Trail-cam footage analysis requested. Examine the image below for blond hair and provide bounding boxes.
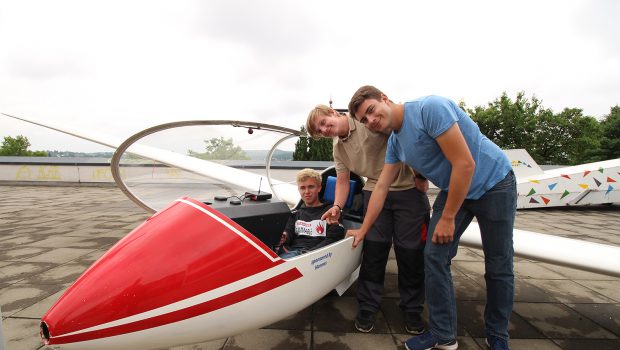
[305,104,333,139]
[296,168,322,186]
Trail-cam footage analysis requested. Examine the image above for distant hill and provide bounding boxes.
[44,149,293,161]
[244,149,293,161]
[47,151,115,158]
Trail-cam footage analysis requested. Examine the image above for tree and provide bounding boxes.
[293,127,310,161]
[529,108,602,165]
[465,92,604,165]
[595,105,620,161]
[292,126,333,161]
[0,135,48,156]
[188,137,249,160]
[466,92,541,153]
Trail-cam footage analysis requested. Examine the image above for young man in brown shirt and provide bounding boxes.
[307,105,430,334]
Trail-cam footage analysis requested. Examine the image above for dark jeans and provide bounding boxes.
[425,171,517,341]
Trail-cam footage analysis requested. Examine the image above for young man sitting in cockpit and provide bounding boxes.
[276,168,345,259]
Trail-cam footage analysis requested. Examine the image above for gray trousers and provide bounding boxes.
[357,187,430,314]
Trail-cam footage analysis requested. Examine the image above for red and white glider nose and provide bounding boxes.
[41,198,285,347]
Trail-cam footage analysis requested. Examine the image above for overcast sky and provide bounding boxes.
[1,0,619,152]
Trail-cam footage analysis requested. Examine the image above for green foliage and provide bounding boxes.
[527,108,602,165]
[0,135,48,156]
[188,137,250,160]
[600,106,620,159]
[466,92,606,165]
[293,126,333,161]
[466,92,541,151]
[293,127,310,161]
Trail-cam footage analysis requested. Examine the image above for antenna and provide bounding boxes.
[244,177,272,201]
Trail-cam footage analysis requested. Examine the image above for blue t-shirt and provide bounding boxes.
[385,95,511,200]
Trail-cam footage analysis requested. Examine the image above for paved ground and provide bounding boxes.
[1,184,619,350]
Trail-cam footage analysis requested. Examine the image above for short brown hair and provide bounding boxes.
[296,168,322,186]
[348,85,384,119]
[305,104,332,139]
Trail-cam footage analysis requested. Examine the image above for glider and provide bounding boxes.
[1,112,618,349]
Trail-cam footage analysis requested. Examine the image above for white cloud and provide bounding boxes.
[0,0,618,152]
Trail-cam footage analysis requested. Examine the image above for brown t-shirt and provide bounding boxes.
[333,117,416,191]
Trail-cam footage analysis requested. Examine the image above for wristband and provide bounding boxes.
[334,204,343,212]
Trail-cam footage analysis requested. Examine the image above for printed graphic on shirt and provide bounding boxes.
[295,219,327,237]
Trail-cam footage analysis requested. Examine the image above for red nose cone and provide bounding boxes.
[42,198,282,345]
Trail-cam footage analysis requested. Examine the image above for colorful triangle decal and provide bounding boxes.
[598,167,604,173]
[607,185,614,196]
[583,170,591,177]
[527,188,536,196]
[529,179,540,184]
[529,197,539,204]
[593,178,602,187]
[578,184,589,189]
[561,190,570,199]
[608,177,616,183]
[541,196,550,205]
[548,183,557,190]
[561,174,571,179]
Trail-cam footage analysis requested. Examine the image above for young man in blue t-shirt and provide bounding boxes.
[346,86,516,350]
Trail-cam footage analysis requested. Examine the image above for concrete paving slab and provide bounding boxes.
[0,262,56,284]
[2,317,44,350]
[0,247,50,262]
[573,280,620,303]
[552,339,620,350]
[315,331,400,349]
[474,338,562,350]
[457,300,545,338]
[386,258,398,274]
[264,306,312,331]
[21,248,95,265]
[1,184,619,350]
[566,303,620,336]
[541,263,618,281]
[527,279,615,304]
[452,261,486,285]
[453,275,486,301]
[513,302,617,339]
[514,262,568,280]
[224,329,310,349]
[313,296,392,334]
[514,279,560,303]
[167,338,227,350]
[12,285,70,319]
[0,235,48,250]
[25,235,113,249]
[383,274,401,299]
[0,283,65,317]
[380,298,429,335]
[454,248,485,261]
[19,263,88,285]
[71,249,108,265]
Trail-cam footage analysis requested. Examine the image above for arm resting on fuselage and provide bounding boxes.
[346,162,401,248]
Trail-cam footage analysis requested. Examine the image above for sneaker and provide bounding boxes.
[403,330,458,350]
[405,312,425,335]
[485,335,509,350]
[354,310,375,333]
